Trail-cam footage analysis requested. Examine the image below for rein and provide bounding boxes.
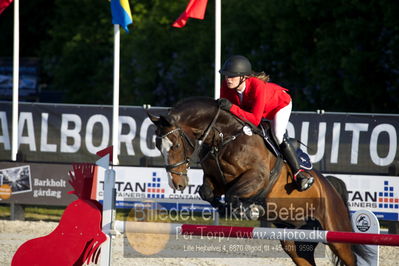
[197,107,248,184]
[197,107,222,148]
[159,105,244,183]
[158,106,223,177]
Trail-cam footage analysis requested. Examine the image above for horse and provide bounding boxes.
[148,96,370,266]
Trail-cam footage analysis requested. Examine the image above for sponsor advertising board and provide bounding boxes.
[0,162,75,206]
[93,166,399,222]
[333,174,399,221]
[94,166,208,211]
[0,161,398,221]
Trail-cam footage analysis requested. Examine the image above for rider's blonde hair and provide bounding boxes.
[250,71,270,82]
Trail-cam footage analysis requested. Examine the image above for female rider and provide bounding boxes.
[217,55,313,191]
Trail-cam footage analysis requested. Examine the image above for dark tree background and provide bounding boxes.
[0,0,398,113]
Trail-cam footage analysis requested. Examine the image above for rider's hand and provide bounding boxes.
[217,98,232,111]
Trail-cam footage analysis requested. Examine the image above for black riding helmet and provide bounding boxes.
[219,55,252,77]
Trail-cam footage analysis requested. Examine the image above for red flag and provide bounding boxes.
[0,0,13,15]
[172,0,208,28]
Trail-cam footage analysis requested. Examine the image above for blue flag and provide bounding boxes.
[111,0,132,32]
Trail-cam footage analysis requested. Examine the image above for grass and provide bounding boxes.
[0,204,260,227]
[0,205,11,219]
[0,204,65,222]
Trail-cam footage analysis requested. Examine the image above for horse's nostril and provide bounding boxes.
[177,184,185,191]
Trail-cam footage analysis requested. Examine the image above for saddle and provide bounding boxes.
[258,120,313,170]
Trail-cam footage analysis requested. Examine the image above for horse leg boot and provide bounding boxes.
[279,138,314,191]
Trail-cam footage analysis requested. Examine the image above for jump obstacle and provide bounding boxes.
[10,147,399,266]
[114,221,399,246]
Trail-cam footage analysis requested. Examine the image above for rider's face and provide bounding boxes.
[225,76,245,92]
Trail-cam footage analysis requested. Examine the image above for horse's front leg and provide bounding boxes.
[224,168,268,220]
[225,168,267,201]
[198,175,223,209]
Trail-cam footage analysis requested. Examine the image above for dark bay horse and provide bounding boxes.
[148,97,369,266]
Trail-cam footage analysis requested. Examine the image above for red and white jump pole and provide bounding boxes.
[114,221,399,246]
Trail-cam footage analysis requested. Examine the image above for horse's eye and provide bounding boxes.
[172,143,181,150]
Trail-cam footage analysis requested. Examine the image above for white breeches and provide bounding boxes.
[271,100,292,144]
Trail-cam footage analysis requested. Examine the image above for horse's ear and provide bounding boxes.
[147,112,173,127]
[159,115,173,127]
[147,112,160,123]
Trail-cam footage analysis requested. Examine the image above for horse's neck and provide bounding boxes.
[197,115,252,157]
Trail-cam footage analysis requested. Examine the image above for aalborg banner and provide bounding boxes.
[0,102,398,175]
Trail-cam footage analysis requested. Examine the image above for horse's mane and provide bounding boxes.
[170,97,218,117]
[170,96,251,130]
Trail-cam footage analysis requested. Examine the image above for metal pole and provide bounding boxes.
[214,0,221,99]
[112,24,120,166]
[100,167,116,266]
[11,0,19,161]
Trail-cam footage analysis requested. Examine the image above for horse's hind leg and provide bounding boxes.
[327,242,356,266]
[322,216,358,265]
[321,207,357,265]
[280,240,317,266]
[319,218,357,265]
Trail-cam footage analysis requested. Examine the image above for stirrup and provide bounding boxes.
[294,169,314,191]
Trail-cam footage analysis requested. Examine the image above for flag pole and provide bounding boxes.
[11,0,19,161]
[214,0,221,99]
[101,23,120,266]
[112,24,120,166]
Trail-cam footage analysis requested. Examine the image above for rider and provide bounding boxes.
[217,55,314,191]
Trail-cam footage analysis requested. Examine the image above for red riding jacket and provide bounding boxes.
[220,77,291,126]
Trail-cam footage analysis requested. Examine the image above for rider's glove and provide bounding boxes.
[217,98,232,111]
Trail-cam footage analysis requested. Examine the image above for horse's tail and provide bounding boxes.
[324,175,374,266]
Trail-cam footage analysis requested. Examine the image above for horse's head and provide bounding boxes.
[148,112,196,191]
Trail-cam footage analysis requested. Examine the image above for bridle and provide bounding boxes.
[156,107,222,177]
[156,128,195,177]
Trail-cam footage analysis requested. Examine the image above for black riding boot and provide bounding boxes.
[279,139,314,191]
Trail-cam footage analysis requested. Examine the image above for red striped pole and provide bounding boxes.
[326,231,399,246]
[115,221,399,246]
